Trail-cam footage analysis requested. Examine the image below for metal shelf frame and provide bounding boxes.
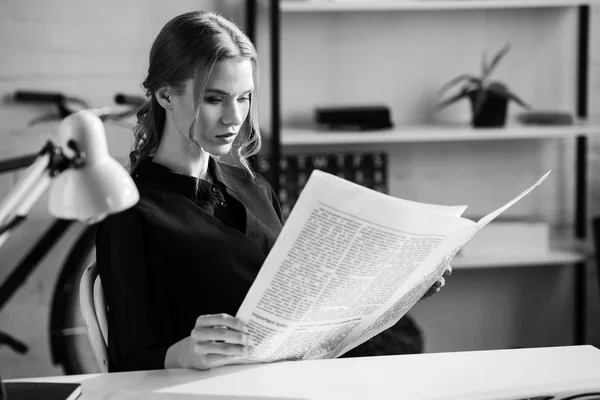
[253,0,592,346]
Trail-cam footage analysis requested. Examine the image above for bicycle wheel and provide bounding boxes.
[48,225,99,374]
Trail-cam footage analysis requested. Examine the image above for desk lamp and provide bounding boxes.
[0,110,139,397]
[0,110,139,246]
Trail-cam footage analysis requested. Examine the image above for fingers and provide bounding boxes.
[195,313,248,333]
[201,354,244,369]
[188,353,244,371]
[420,264,453,303]
[420,273,448,302]
[194,341,250,357]
[189,313,255,369]
[443,265,453,277]
[423,286,438,299]
[191,325,251,345]
[436,277,445,289]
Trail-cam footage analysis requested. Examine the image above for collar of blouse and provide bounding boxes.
[133,157,237,203]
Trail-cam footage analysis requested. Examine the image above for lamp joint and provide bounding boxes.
[40,140,87,177]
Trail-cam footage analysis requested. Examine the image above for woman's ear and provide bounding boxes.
[155,86,173,110]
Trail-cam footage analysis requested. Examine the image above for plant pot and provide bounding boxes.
[468,90,508,128]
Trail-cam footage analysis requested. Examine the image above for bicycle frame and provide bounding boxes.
[0,91,143,370]
[0,150,100,374]
[0,145,78,355]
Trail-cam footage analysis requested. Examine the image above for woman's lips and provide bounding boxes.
[216,132,237,142]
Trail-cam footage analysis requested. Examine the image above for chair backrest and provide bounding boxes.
[79,260,108,372]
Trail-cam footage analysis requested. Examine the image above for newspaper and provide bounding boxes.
[236,170,551,363]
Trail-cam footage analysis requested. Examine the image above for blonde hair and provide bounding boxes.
[129,11,261,177]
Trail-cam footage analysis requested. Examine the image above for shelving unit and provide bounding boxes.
[279,0,592,12]
[256,0,596,346]
[281,122,600,147]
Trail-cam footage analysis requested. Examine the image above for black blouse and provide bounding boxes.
[95,158,284,372]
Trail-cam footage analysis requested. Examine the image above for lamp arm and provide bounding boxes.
[0,140,78,249]
[0,153,50,225]
[0,154,50,249]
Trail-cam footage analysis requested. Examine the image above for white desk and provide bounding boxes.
[8,345,600,400]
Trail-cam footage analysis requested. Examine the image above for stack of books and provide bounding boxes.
[255,152,387,218]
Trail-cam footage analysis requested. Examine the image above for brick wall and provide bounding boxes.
[0,0,217,378]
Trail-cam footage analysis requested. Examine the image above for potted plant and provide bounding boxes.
[437,43,531,128]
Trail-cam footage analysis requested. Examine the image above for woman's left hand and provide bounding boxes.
[420,265,452,301]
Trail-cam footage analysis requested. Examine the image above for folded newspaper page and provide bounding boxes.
[236,170,551,363]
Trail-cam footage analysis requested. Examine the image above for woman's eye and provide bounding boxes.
[238,96,250,103]
[204,96,222,104]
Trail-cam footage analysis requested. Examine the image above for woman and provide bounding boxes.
[96,10,449,372]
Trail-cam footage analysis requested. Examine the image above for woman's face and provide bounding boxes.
[171,58,254,156]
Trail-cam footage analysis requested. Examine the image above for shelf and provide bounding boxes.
[452,249,586,269]
[278,0,596,12]
[280,123,600,147]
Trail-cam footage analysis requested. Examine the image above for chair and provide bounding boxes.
[79,260,109,372]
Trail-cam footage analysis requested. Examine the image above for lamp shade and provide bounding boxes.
[48,110,139,223]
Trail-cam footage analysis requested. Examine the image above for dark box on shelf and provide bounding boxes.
[516,111,574,126]
[255,152,387,219]
[315,105,393,130]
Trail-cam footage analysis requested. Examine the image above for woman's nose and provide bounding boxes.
[222,103,244,126]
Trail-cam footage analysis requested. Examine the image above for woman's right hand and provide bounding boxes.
[166,313,255,370]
